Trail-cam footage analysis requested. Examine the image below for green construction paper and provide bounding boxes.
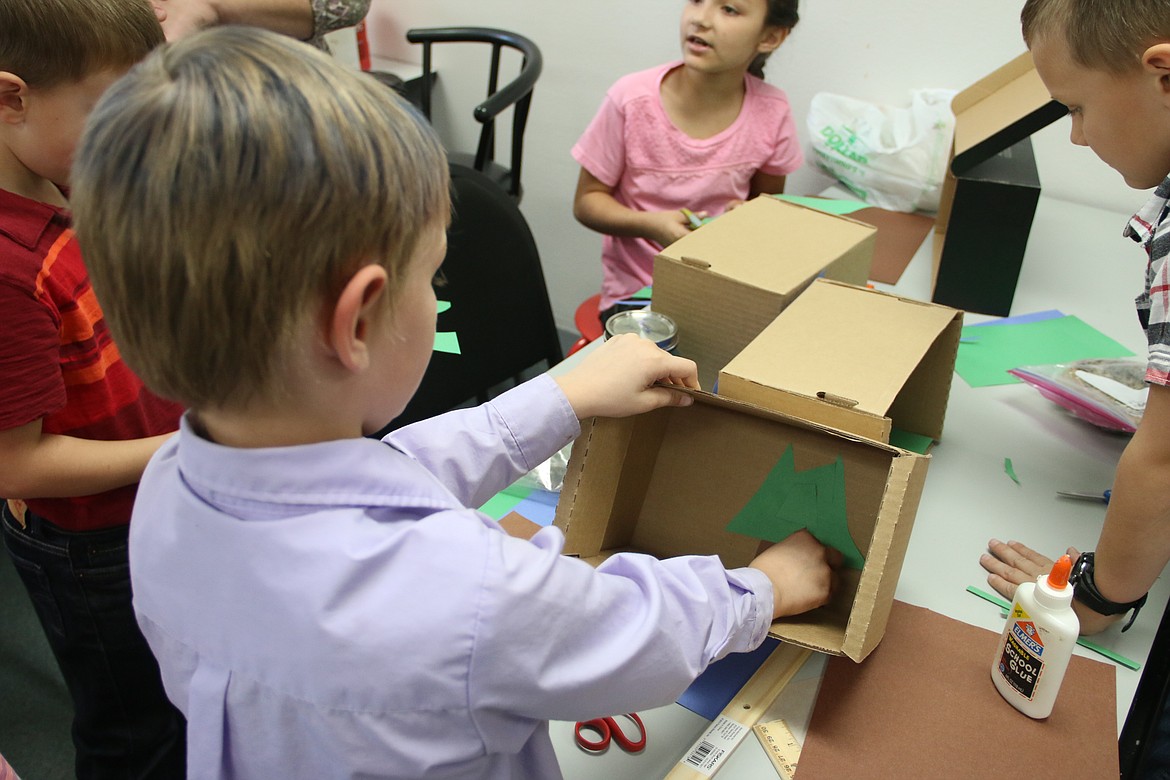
[954,315,1134,387]
[771,193,870,216]
[631,286,653,300]
[433,300,460,354]
[1004,457,1020,485]
[479,484,533,520]
[888,428,933,454]
[433,331,461,354]
[726,446,864,569]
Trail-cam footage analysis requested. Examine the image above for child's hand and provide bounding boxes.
[750,530,843,619]
[644,210,702,248]
[151,0,219,40]
[553,334,699,420]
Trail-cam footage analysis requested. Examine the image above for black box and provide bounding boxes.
[931,52,1067,316]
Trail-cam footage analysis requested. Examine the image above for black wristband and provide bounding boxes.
[1068,551,1148,632]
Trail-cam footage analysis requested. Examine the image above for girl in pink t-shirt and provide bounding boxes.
[572,0,804,323]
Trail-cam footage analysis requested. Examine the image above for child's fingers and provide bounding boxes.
[643,385,695,410]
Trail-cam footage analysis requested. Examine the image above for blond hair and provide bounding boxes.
[0,0,162,87]
[71,26,450,410]
[1022,0,1170,73]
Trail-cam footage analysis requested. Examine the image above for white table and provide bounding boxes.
[552,194,1165,778]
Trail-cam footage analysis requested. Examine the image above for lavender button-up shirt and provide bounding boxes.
[130,374,772,779]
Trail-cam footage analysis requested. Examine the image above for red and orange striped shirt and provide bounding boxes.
[0,187,183,530]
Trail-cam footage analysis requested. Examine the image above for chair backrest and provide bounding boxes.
[375,162,563,434]
[406,27,542,201]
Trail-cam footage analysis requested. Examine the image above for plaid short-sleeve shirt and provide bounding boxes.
[1126,177,1170,386]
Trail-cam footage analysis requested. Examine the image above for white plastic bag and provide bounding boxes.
[807,88,957,213]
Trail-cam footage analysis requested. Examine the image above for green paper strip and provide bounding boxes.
[434,331,461,355]
[965,586,1141,670]
[889,428,933,455]
[1004,458,1020,485]
[771,193,870,216]
[433,300,460,354]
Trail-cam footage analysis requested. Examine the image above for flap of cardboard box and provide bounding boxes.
[719,280,963,442]
[950,51,1066,176]
[657,195,876,291]
[554,389,930,661]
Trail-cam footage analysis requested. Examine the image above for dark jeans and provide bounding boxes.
[1,503,185,779]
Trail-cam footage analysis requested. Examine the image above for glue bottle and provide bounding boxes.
[991,554,1079,719]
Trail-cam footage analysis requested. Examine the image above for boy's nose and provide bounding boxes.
[1069,121,1087,147]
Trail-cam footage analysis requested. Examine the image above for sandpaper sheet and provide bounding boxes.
[851,207,935,286]
[798,600,1118,778]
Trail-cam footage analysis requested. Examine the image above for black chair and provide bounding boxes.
[374,162,563,435]
[406,27,541,201]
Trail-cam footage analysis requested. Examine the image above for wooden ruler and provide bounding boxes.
[753,718,801,779]
[665,642,811,779]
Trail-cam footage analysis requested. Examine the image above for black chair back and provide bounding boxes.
[407,27,541,201]
[375,162,563,435]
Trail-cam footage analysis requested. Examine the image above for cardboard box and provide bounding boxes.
[931,51,1067,316]
[718,279,963,444]
[554,390,929,662]
[653,196,876,389]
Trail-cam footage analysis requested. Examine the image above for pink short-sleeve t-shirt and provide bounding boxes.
[572,61,803,309]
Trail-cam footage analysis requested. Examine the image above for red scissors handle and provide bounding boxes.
[574,713,646,753]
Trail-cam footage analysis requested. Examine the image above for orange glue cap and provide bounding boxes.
[1047,554,1073,589]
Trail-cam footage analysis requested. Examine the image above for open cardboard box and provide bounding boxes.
[932,51,1067,315]
[653,196,876,389]
[554,390,929,662]
[718,279,963,444]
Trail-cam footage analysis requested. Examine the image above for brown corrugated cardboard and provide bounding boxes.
[653,196,876,389]
[932,51,1067,315]
[718,279,963,443]
[554,390,929,662]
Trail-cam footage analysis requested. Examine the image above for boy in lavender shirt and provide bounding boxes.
[70,27,841,780]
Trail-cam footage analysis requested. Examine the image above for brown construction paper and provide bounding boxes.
[798,600,1118,779]
[498,511,542,541]
[852,207,935,286]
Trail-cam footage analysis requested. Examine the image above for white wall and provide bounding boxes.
[364,0,1142,333]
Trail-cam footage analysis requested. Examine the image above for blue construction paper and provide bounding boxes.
[677,637,781,720]
[511,493,559,527]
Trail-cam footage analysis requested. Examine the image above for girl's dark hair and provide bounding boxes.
[749,0,799,79]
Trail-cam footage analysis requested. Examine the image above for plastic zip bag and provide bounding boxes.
[1008,358,1147,433]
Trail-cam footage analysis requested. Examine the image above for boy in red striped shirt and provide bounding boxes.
[0,1,186,776]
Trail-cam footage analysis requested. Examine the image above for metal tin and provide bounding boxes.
[604,310,679,353]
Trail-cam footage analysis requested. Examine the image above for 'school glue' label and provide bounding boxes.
[997,607,1045,700]
[990,555,1079,719]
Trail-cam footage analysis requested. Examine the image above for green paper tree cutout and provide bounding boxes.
[726,445,864,570]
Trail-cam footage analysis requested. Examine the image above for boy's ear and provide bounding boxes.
[758,26,790,54]
[0,72,29,124]
[1142,43,1170,100]
[328,264,389,373]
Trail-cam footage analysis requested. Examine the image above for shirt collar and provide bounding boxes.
[174,413,463,520]
[0,187,70,250]
[1125,176,1170,245]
